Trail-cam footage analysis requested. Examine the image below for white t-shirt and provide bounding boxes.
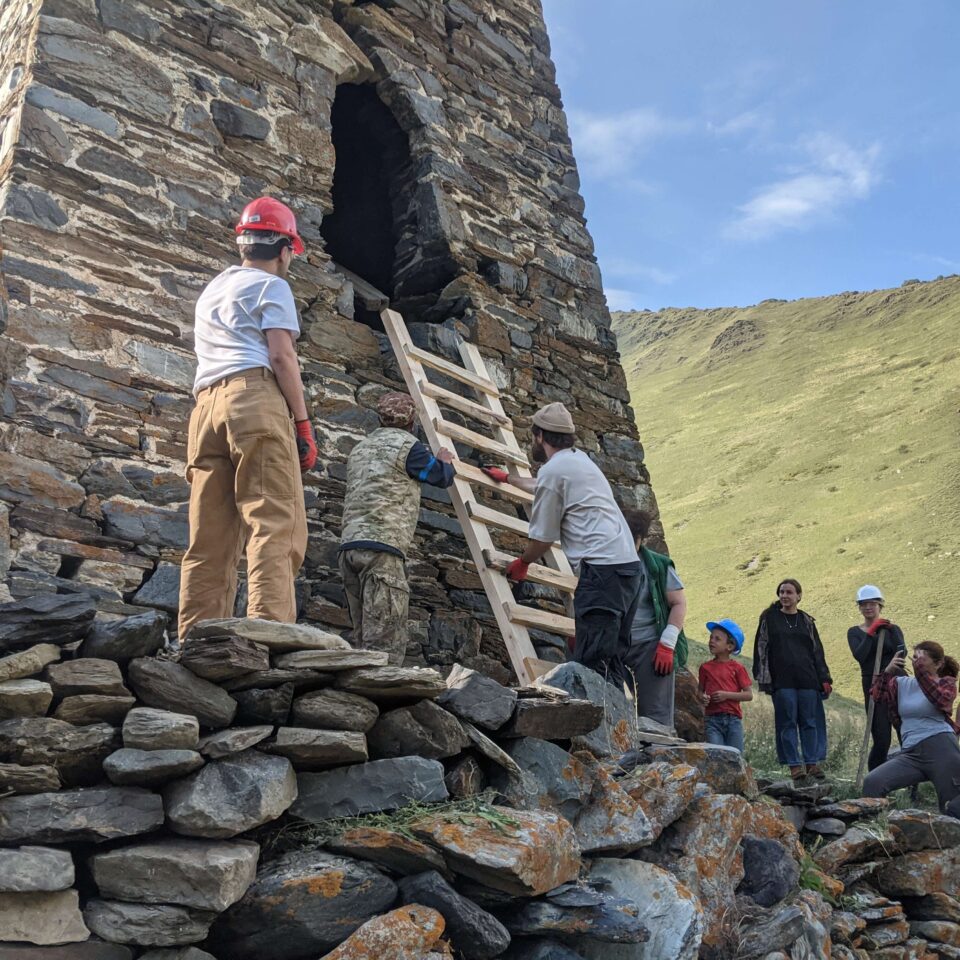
[527,448,638,573]
[193,265,300,393]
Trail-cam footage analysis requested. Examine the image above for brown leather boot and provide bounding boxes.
[789,765,807,782]
[807,763,826,780]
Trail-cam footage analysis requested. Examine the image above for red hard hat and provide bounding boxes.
[235,197,305,255]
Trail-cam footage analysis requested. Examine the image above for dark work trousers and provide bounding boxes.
[571,559,641,690]
[861,674,899,771]
[863,732,960,817]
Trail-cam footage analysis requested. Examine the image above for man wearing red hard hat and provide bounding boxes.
[177,197,317,639]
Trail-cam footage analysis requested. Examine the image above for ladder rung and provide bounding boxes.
[434,419,529,467]
[454,462,534,504]
[466,501,530,537]
[406,345,500,396]
[421,381,511,427]
[505,602,576,637]
[483,549,577,593]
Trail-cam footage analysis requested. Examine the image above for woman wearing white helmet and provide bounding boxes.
[847,585,907,770]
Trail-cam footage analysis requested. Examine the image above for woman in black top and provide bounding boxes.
[753,578,833,781]
[847,584,906,770]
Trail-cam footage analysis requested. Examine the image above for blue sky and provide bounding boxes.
[540,1,960,310]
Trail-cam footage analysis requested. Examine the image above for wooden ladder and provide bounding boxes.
[381,308,577,686]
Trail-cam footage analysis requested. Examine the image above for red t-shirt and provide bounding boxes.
[699,659,752,718]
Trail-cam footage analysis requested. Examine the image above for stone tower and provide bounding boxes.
[0,0,659,672]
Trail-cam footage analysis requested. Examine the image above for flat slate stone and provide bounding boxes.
[179,635,270,682]
[164,750,297,839]
[436,664,517,730]
[0,644,61,683]
[0,943,133,959]
[53,694,136,725]
[233,684,293,725]
[0,846,75,892]
[889,809,960,852]
[326,827,449,877]
[272,649,388,671]
[261,727,368,769]
[80,610,167,663]
[198,726,273,758]
[367,699,470,760]
[0,786,165,844]
[804,817,847,837]
[0,593,96,651]
[336,665,447,702]
[503,895,649,945]
[222,668,334,692]
[84,900,216,947]
[0,678,54,719]
[319,904,445,960]
[0,889,90,946]
[500,698,604,739]
[0,717,118,786]
[207,849,397,960]
[185,617,349,652]
[90,838,260,911]
[103,748,204,786]
[291,688,379,731]
[123,707,199,750]
[0,761,61,794]
[292,756,448,820]
[45,658,129,697]
[128,658,236,728]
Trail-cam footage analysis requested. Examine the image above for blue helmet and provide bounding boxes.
[706,619,745,655]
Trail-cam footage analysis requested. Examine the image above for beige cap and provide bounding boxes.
[532,401,575,434]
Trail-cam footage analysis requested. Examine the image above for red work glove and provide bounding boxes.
[295,420,318,471]
[506,558,529,581]
[866,618,891,637]
[652,642,674,675]
[822,682,833,697]
[482,466,510,483]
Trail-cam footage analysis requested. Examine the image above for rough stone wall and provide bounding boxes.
[0,0,659,668]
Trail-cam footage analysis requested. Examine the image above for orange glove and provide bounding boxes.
[482,466,510,483]
[506,558,529,581]
[653,642,674,675]
[295,420,318,471]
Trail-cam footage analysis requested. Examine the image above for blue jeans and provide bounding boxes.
[704,714,745,753]
[773,688,827,766]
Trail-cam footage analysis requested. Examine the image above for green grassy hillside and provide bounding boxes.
[614,275,960,698]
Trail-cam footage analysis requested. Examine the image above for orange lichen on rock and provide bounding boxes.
[282,870,345,898]
[318,904,445,959]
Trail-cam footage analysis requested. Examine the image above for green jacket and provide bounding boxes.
[640,546,688,668]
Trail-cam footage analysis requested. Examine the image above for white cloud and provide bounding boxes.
[603,257,677,285]
[604,287,644,311]
[727,134,881,241]
[568,107,689,180]
[707,110,768,137]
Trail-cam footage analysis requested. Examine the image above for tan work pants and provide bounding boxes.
[178,368,307,638]
[338,548,410,665]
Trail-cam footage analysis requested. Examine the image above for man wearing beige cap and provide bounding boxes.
[484,402,641,685]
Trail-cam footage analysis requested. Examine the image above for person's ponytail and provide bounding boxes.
[914,640,959,678]
[942,655,960,679]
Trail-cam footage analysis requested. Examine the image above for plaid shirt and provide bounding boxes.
[871,669,960,735]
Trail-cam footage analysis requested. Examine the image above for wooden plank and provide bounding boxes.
[466,501,531,538]
[332,263,389,310]
[523,657,559,682]
[434,418,529,467]
[406,344,500,396]
[483,548,577,593]
[421,381,510,426]
[453,461,534,504]
[505,602,576,637]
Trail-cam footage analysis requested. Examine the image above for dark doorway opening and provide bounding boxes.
[321,84,412,329]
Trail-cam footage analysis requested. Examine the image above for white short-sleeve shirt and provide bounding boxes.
[192,265,300,394]
[526,448,638,573]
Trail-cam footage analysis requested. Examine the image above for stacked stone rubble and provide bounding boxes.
[0,0,659,673]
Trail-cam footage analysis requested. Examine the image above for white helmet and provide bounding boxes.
[857,584,884,604]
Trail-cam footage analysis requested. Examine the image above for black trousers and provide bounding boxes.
[572,559,641,689]
[861,674,899,771]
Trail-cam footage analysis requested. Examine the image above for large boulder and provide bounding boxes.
[80,610,167,663]
[0,593,96,651]
[876,847,960,897]
[398,870,511,959]
[207,849,397,960]
[814,823,898,874]
[580,859,703,960]
[0,889,90,945]
[618,761,698,841]
[0,846,75,892]
[292,756,448,820]
[128,659,236,728]
[89,839,260,911]
[164,750,297,838]
[412,807,581,897]
[0,717,118,786]
[319,904,445,960]
[83,900,215,947]
[737,835,800,907]
[367,700,470,760]
[436,664,517,730]
[0,786,164,844]
[572,755,655,855]
[642,742,755,796]
[889,809,960,852]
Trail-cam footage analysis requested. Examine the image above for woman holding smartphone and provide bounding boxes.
[863,641,960,816]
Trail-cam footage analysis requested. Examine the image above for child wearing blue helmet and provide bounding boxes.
[698,619,753,753]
